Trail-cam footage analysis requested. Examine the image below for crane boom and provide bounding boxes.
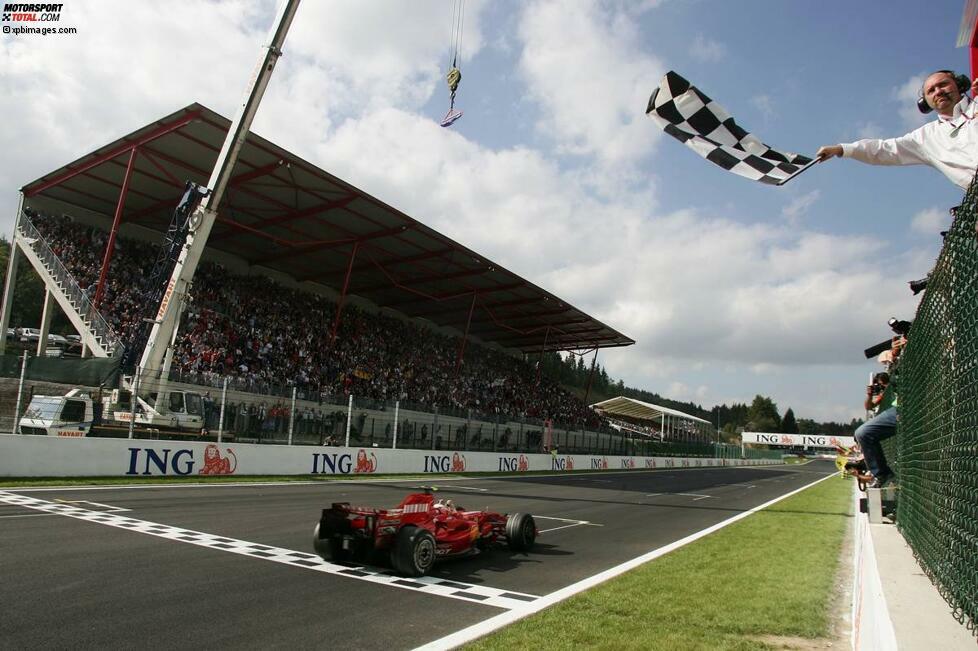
[137,0,301,377]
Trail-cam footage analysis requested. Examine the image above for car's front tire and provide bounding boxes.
[505,513,536,552]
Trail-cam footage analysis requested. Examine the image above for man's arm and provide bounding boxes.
[817,129,928,166]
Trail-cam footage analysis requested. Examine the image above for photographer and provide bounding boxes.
[854,366,898,489]
[817,70,978,191]
[864,372,890,413]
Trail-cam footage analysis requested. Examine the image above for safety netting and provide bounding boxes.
[890,174,978,637]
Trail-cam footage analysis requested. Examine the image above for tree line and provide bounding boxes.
[539,351,860,442]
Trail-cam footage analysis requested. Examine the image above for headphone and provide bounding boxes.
[917,70,971,114]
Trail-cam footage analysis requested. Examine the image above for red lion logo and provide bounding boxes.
[451,452,466,472]
[517,454,529,472]
[566,457,574,470]
[780,434,793,445]
[354,449,378,474]
[199,444,237,475]
[623,458,635,469]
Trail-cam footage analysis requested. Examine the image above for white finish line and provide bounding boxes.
[533,515,602,534]
[0,490,539,611]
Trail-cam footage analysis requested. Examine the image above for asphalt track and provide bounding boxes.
[0,461,836,650]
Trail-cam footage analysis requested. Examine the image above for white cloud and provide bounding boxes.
[515,0,665,167]
[0,1,931,424]
[910,207,949,234]
[690,34,727,63]
[321,108,917,379]
[750,94,775,122]
[856,121,883,139]
[781,189,820,225]
[893,73,929,130]
[0,0,490,205]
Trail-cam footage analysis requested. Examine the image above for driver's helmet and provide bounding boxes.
[434,498,454,511]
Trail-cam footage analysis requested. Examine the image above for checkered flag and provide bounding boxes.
[647,71,815,186]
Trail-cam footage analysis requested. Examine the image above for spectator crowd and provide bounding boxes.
[28,211,602,428]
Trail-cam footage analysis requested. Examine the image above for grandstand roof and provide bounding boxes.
[590,396,710,424]
[20,103,634,354]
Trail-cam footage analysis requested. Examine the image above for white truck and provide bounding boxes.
[18,387,205,437]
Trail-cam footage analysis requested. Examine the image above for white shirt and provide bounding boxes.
[842,97,978,190]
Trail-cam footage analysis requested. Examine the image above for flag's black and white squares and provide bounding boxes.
[647,71,812,185]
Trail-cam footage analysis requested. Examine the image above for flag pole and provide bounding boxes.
[776,158,821,186]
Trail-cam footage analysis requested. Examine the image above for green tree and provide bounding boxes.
[796,418,819,435]
[747,395,780,432]
[0,238,47,330]
[780,407,798,434]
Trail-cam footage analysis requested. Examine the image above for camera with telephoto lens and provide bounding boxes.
[870,372,889,396]
[909,276,929,295]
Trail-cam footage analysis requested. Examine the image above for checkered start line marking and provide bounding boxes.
[0,491,540,611]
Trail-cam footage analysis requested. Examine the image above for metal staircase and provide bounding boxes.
[14,213,124,358]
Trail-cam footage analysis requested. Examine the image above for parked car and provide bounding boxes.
[17,327,41,342]
[48,334,69,346]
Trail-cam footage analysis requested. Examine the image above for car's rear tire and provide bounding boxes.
[391,525,436,577]
[506,513,536,552]
[313,515,349,563]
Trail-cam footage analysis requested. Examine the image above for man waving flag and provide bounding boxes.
[647,71,815,186]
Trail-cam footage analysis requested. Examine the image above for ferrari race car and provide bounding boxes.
[313,487,537,577]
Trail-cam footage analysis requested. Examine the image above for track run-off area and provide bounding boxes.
[1,461,836,649]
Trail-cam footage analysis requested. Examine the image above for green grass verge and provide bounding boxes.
[468,476,851,651]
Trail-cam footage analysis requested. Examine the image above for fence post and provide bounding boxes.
[392,400,399,449]
[345,394,353,447]
[287,385,297,445]
[128,367,140,440]
[217,376,228,443]
[13,350,27,433]
[432,406,438,450]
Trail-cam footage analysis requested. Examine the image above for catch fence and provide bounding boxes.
[889,176,978,636]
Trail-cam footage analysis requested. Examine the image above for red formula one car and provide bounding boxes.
[313,487,537,577]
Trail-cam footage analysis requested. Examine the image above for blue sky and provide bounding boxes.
[0,0,972,423]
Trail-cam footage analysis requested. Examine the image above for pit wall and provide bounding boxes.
[0,434,779,478]
[850,485,898,651]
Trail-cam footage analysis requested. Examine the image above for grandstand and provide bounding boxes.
[0,103,678,453]
[590,395,714,444]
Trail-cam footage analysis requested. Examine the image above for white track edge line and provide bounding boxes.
[414,471,837,651]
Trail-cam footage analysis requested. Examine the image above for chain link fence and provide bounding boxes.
[889,177,978,637]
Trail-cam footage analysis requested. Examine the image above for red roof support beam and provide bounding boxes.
[255,223,408,267]
[355,266,488,294]
[210,174,355,243]
[583,347,599,406]
[328,240,360,350]
[454,292,478,381]
[138,148,185,188]
[383,281,526,309]
[93,147,138,309]
[229,159,285,187]
[536,326,550,386]
[23,110,200,198]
